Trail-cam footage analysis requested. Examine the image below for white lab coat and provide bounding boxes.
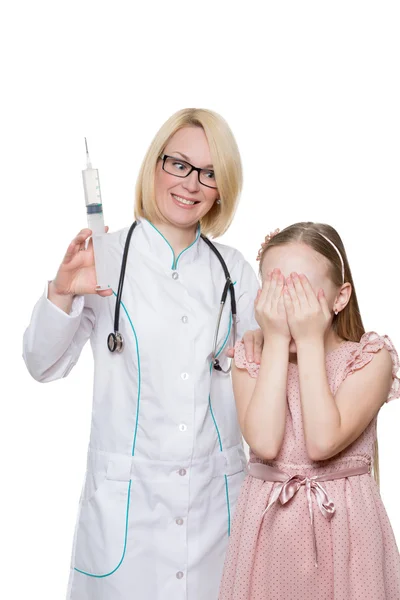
[23,219,259,600]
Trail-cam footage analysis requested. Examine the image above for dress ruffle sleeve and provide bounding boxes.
[233,341,260,378]
[343,332,400,402]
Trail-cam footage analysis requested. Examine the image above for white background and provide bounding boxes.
[1,1,400,597]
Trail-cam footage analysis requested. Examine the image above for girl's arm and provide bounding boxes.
[233,268,290,460]
[233,337,289,460]
[284,272,394,461]
[296,337,392,460]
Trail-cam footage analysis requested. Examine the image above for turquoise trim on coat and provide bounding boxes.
[74,481,132,578]
[208,313,233,536]
[74,293,141,578]
[175,226,201,269]
[119,297,142,457]
[146,220,201,269]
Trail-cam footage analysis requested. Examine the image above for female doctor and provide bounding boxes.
[23,108,260,600]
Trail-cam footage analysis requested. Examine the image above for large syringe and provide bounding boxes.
[82,139,108,290]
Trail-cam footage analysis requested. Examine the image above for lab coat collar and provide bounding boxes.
[131,218,202,270]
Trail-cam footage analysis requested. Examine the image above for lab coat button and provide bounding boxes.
[172,271,179,280]
[179,423,187,432]
[181,315,188,324]
[178,468,187,476]
[176,517,184,526]
[181,372,189,380]
[176,571,184,579]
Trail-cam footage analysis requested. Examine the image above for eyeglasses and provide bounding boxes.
[160,154,217,189]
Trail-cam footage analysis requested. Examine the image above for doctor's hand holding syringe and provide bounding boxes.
[48,140,113,314]
[48,228,113,314]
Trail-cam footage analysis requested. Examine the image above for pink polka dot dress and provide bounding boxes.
[219,332,400,600]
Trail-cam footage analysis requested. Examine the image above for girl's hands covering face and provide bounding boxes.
[283,272,332,343]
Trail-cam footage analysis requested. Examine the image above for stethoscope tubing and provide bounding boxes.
[108,221,236,372]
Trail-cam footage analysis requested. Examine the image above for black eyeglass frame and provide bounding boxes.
[160,154,218,189]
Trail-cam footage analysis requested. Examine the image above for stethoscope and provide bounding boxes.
[107,221,237,373]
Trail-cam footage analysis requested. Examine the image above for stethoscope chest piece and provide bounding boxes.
[107,332,124,353]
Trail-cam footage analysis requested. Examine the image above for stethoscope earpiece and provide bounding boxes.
[107,332,124,353]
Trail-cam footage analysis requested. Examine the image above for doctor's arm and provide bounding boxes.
[23,289,95,383]
[23,229,109,383]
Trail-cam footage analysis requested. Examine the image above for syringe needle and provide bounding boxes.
[84,137,92,168]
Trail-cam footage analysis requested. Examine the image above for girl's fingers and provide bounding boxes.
[271,271,284,308]
[291,272,307,307]
[266,268,279,306]
[254,289,262,308]
[299,274,318,307]
[285,275,299,308]
[318,288,332,319]
[258,271,272,307]
[283,285,294,315]
[277,292,286,316]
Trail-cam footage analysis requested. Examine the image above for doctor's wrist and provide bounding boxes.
[48,281,75,314]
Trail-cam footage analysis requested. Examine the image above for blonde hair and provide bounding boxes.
[259,222,380,484]
[134,108,242,238]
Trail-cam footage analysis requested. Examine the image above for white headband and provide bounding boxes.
[257,228,346,284]
[317,233,345,284]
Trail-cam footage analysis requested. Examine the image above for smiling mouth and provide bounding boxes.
[172,194,200,206]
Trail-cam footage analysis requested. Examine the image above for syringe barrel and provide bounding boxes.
[91,233,108,291]
[82,166,108,290]
[82,166,102,206]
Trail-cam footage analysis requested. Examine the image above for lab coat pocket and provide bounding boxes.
[80,469,107,506]
[73,473,131,577]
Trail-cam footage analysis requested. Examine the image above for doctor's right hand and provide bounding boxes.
[48,229,112,313]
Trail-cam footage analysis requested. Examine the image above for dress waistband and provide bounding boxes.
[248,461,371,567]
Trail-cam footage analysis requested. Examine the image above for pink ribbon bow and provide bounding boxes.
[249,461,370,567]
[262,474,336,566]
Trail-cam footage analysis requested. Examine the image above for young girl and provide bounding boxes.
[219,222,400,599]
